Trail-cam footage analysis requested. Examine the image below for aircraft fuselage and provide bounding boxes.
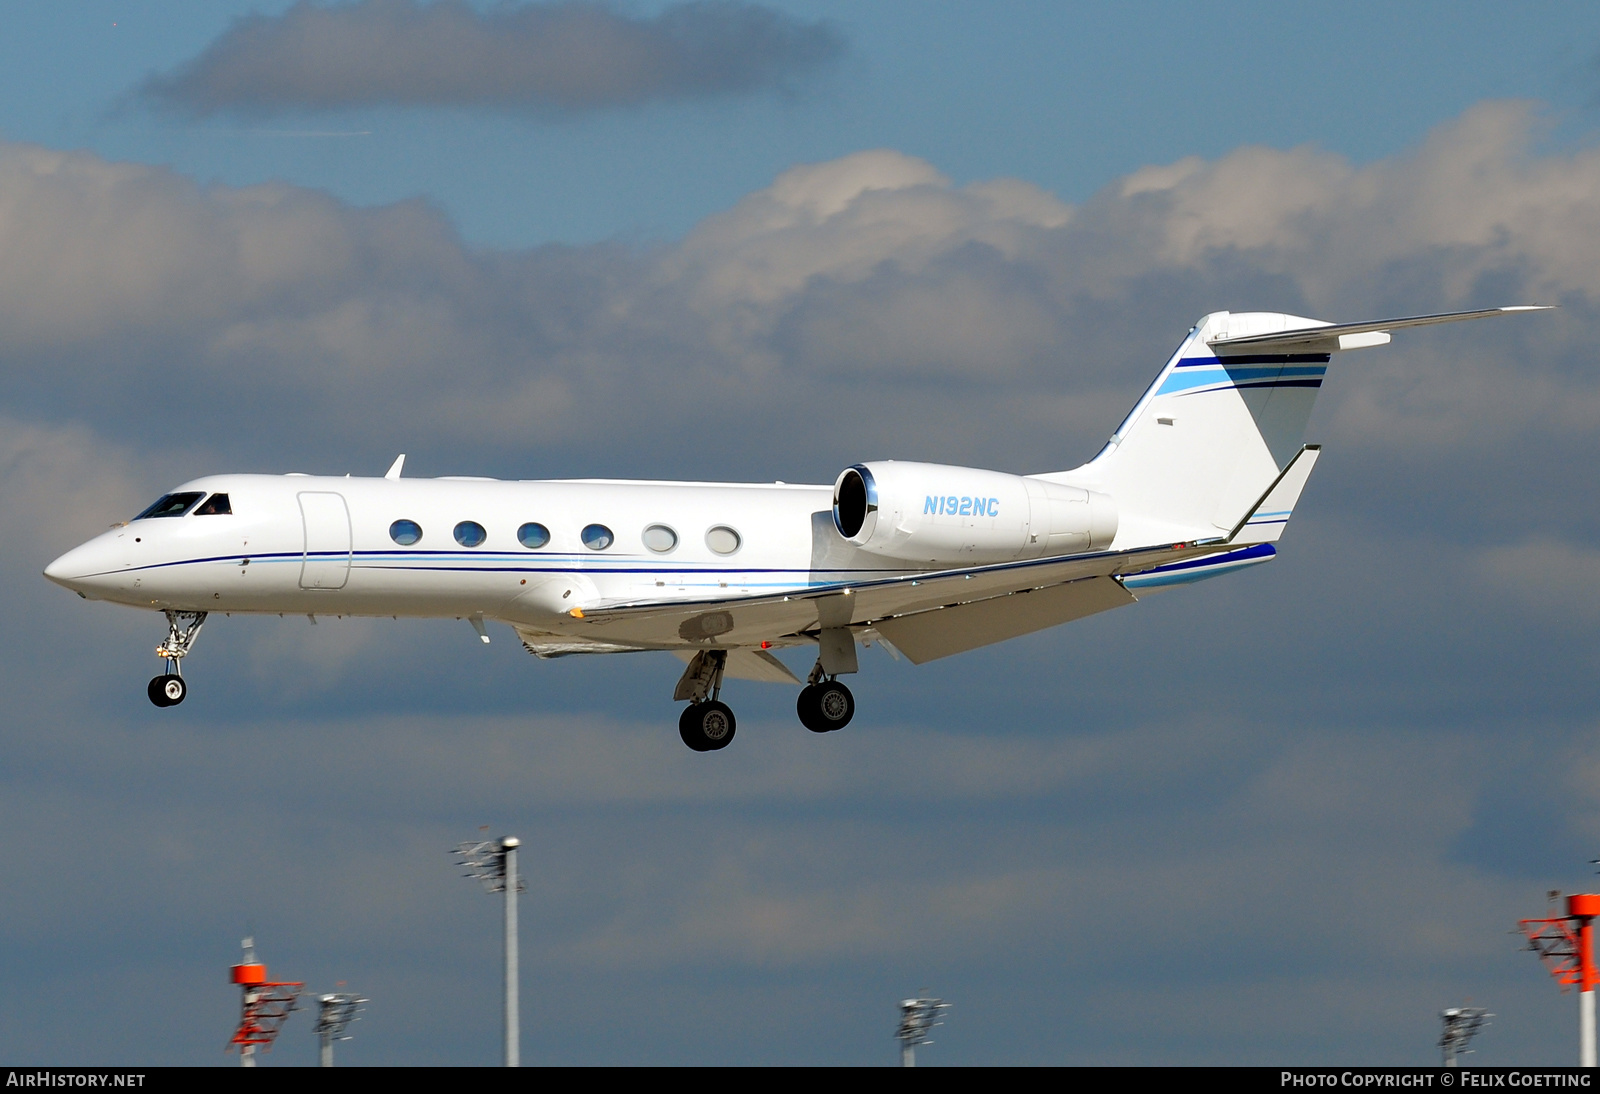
[45,473,879,640]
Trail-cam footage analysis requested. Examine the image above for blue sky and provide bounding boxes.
[5,0,1600,1067]
[6,2,1600,245]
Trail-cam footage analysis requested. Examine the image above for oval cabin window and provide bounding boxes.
[517,522,550,549]
[390,519,423,546]
[642,524,678,553]
[454,521,487,548]
[581,524,614,551]
[705,525,741,555]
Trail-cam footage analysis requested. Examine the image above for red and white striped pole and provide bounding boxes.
[1572,895,1600,1067]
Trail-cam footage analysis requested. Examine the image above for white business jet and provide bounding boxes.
[44,306,1547,750]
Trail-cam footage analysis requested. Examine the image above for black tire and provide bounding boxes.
[679,703,711,751]
[679,700,736,751]
[811,680,854,731]
[148,674,185,707]
[796,684,828,733]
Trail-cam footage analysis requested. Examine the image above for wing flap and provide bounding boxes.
[873,575,1135,663]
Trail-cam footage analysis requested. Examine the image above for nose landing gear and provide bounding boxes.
[147,610,206,708]
[148,674,186,707]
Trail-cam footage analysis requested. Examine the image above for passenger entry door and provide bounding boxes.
[298,492,351,590]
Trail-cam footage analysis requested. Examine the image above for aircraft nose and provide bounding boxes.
[44,538,117,594]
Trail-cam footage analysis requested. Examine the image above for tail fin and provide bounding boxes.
[1040,306,1549,548]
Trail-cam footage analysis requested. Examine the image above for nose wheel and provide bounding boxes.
[798,680,854,732]
[147,610,206,708]
[148,674,186,707]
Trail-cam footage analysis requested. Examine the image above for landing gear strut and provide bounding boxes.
[797,660,854,733]
[148,610,206,708]
[674,649,736,751]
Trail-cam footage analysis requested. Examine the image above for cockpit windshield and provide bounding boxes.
[194,493,231,515]
[133,492,205,520]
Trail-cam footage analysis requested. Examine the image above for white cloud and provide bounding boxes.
[137,0,846,117]
[1,101,1594,485]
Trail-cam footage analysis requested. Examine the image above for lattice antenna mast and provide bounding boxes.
[1439,1006,1492,1066]
[896,995,951,1067]
[455,832,526,1067]
[1520,891,1600,1067]
[228,937,303,1067]
[314,988,367,1067]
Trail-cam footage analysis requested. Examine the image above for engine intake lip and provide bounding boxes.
[833,465,877,540]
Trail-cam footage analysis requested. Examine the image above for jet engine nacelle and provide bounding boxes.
[832,461,1117,564]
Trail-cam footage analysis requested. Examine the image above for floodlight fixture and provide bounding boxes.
[454,831,526,1066]
[896,994,951,1067]
[1439,1006,1492,1066]
[314,989,367,1067]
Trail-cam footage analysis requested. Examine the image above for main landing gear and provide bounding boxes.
[148,610,206,708]
[670,646,858,751]
[675,649,737,751]
[797,679,854,733]
[680,700,736,752]
[797,657,854,733]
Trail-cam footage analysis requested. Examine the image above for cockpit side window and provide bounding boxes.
[133,492,205,520]
[194,493,232,516]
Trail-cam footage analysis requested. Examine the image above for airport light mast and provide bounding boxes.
[1439,1006,1491,1066]
[1519,892,1600,1066]
[228,937,302,1067]
[455,832,525,1067]
[896,995,951,1067]
[314,988,367,1067]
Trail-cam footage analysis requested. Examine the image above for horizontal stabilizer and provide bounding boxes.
[1227,444,1320,545]
[1208,306,1551,354]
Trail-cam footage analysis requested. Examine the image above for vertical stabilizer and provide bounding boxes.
[1036,305,1547,550]
[1044,311,1331,546]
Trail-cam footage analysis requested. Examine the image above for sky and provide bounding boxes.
[5,0,1600,1067]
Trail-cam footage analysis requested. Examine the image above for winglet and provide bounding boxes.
[1228,444,1321,544]
[385,454,405,480]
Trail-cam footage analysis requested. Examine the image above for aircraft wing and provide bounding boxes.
[869,574,1134,663]
[542,538,1225,655]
